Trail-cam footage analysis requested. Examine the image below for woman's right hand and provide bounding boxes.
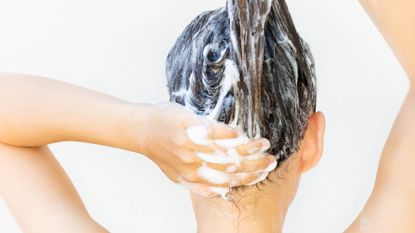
[135,103,277,192]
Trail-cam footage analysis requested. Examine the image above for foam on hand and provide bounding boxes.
[214,135,250,148]
[187,125,257,166]
[183,125,277,199]
[186,125,211,146]
[197,164,230,185]
[207,187,230,199]
[196,152,240,164]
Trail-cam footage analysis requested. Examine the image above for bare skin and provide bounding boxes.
[192,112,326,233]
[346,0,415,232]
[1,0,414,231]
[0,74,275,232]
[192,0,415,232]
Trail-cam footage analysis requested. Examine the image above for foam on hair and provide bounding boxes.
[166,0,317,169]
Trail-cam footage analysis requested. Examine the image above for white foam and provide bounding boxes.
[207,187,230,199]
[187,125,249,166]
[214,135,249,148]
[246,172,269,186]
[226,165,238,173]
[245,153,265,161]
[206,59,240,120]
[235,172,249,180]
[178,177,217,198]
[197,165,230,185]
[187,125,211,146]
[186,125,276,198]
[195,152,239,164]
[264,160,278,172]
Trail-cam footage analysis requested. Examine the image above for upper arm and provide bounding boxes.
[346,3,415,232]
[0,143,108,233]
[346,90,415,233]
[360,0,415,81]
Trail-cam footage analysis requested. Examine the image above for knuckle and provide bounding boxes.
[182,170,198,182]
[175,135,188,147]
[179,153,198,164]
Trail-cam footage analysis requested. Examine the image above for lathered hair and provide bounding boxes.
[166,0,317,168]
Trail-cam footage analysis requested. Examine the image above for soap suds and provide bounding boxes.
[195,152,241,164]
[197,164,230,185]
[186,125,211,146]
[246,172,269,186]
[167,0,318,199]
[208,187,231,199]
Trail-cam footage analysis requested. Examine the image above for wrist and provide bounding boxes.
[122,102,155,155]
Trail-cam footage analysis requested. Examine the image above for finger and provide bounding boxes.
[185,122,242,151]
[184,126,215,153]
[194,150,242,165]
[176,150,204,165]
[186,142,215,154]
[153,148,202,180]
[237,171,270,186]
[205,162,236,173]
[223,172,269,187]
[177,175,220,198]
[181,164,233,187]
[194,152,276,173]
[207,122,241,140]
[155,146,199,168]
[180,163,267,188]
[180,167,266,188]
[179,179,230,199]
[156,161,182,183]
[235,138,271,156]
[186,183,223,198]
[236,155,277,173]
[198,153,277,174]
[182,169,270,191]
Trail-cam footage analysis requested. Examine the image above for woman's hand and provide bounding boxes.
[135,103,277,192]
[0,74,275,197]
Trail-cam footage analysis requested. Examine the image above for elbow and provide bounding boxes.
[0,134,47,148]
[409,82,415,95]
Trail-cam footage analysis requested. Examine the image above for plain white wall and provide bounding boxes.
[0,0,408,232]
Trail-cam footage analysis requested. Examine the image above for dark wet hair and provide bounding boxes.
[166,0,316,168]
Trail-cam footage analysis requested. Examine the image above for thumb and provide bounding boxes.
[208,122,240,140]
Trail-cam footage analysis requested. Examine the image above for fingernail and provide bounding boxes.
[261,140,271,152]
[265,158,278,172]
[247,139,270,154]
[246,172,269,186]
[208,187,230,199]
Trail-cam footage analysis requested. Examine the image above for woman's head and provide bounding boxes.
[166,0,325,200]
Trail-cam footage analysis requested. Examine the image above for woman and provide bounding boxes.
[1,1,414,233]
[0,75,275,233]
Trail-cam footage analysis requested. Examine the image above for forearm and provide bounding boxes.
[0,74,148,153]
[0,143,108,233]
[360,0,415,80]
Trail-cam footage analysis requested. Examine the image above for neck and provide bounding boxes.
[191,179,293,233]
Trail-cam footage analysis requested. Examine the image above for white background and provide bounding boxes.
[0,0,408,232]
